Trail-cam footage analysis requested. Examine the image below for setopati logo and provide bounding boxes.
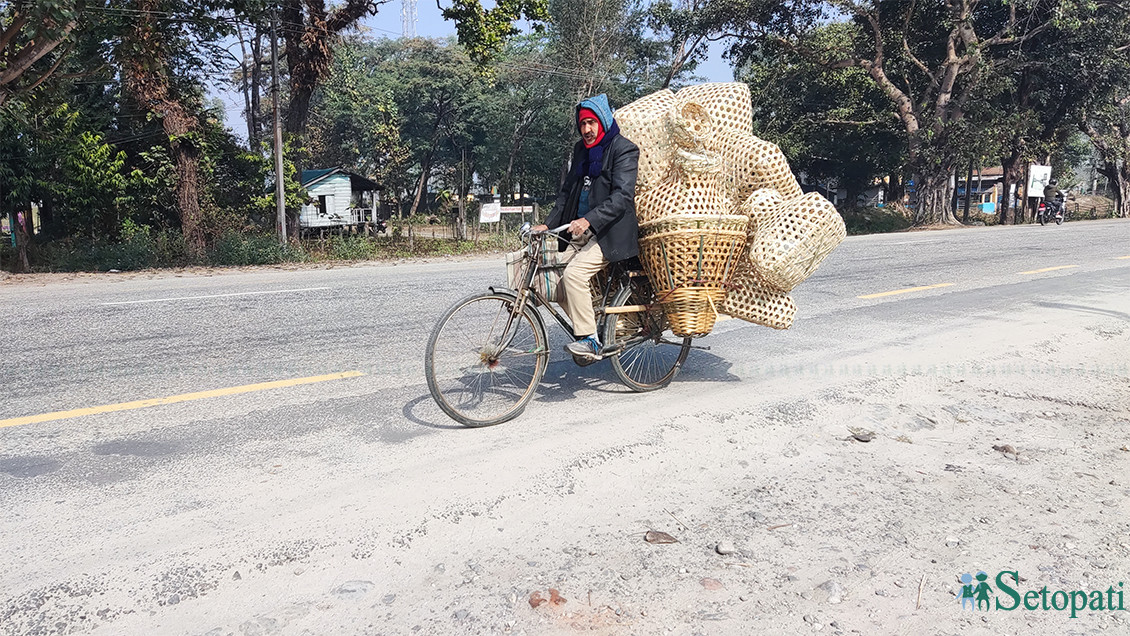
[958,570,1126,618]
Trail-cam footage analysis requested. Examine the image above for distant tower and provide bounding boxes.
[401,0,417,38]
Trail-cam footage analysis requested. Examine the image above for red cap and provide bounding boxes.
[578,108,604,147]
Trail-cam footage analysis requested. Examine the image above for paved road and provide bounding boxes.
[1,219,1128,635]
[3,219,1127,425]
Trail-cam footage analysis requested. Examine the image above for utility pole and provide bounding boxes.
[456,145,465,240]
[271,4,286,245]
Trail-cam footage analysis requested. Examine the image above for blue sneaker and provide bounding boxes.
[565,335,602,361]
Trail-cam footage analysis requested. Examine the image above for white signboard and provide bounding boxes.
[1027,165,1052,197]
[479,202,501,223]
[499,206,527,214]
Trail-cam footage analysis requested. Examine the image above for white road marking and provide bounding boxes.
[101,287,332,306]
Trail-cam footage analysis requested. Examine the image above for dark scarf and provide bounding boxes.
[576,119,620,178]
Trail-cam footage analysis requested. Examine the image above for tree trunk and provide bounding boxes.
[1000,153,1023,225]
[238,28,254,146]
[284,85,313,138]
[1114,163,1130,218]
[15,209,30,272]
[1020,162,1032,224]
[124,0,205,256]
[409,150,434,218]
[251,30,263,148]
[914,168,960,225]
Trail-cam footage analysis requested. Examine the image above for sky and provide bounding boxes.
[213,2,736,140]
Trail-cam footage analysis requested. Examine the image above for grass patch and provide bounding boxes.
[2,227,522,273]
[841,205,915,235]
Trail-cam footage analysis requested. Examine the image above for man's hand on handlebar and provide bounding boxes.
[568,218,591,238]
[531,224,548,233]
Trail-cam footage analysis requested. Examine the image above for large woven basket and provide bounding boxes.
[749,192,847,292]
[721,253,797,330]
[615,89,677,192]
[713,131,805,204]
[675,83,754,139]
[638,214,750,336]
[635,159,728,225]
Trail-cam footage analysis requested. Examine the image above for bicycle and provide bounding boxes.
[425,223,695,427]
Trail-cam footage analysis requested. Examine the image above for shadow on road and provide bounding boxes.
[1036,301,1130,322]
[401,394,465,430]
[405,350,741,430]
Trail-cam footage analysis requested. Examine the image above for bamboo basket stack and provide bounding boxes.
[617,83,847,335]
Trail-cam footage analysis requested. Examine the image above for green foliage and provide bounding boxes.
[739,24,905,207]
[841,206,915,236]
[34,220,188,271]
[307,37,412,194]
[247,136,308,223]
[442,0,550,65]
[208,232,304,266]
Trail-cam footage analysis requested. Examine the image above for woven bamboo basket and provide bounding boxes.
[638,214,750,336]
[713,131,805,204]
[721,253,797,330]
[635,158,729,224]
[742,189,784,235]
[615,89,677,192]
[675,83,754,139]
[749,192,847,292]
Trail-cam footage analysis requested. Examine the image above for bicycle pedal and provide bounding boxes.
[572,354,599,367]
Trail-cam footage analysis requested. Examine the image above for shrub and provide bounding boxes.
[208,232,303,266]
[841,205,915,235]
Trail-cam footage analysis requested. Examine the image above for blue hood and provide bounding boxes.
[577,94,615,133]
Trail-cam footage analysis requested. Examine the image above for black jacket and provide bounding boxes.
[546,134,640,262]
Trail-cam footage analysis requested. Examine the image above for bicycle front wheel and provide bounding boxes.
[425,292,549,426]
[603,283,691,392]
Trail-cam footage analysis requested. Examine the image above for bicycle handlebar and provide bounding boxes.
[526,224,572,240]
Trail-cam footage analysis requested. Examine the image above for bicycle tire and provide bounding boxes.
[425,292,549,426]
[603,283,691,392]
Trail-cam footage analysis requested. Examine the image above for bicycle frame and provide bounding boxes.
[495,229,628,352]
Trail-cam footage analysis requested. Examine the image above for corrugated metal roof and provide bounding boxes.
[300,167,381,190]
[301,168,338,185]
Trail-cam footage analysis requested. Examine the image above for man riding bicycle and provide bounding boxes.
[532,94,640,362]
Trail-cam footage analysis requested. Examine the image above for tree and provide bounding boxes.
[1073,4,1130,218]
[695,0,1078,225]
[119,0,237,254]
[306,36,411,197]
[0,0,79,106]
[441,0,549,64]
[279,0,389,138]
[738,24,906,210]
[1082,92,1130,218]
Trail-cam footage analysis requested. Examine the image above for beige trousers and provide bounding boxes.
[556,239,607,338]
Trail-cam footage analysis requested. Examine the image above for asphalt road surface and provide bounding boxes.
[2,219,1129,635]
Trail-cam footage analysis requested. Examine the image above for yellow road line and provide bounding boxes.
[0,371,365,429]
[1018,265,1079,275]
[858,283,954,299]
[1117,256,1130,260]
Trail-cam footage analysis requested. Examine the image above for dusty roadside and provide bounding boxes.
[3,278,1115,636]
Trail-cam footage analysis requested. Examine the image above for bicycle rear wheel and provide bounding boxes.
[425,292,549,426]
[603,282,691,392]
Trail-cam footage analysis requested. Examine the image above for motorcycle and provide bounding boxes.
[1037,191,1066,226]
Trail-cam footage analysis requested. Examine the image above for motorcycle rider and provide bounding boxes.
[1042,179,1063,218]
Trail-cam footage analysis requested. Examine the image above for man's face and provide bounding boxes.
[580,117,601,145]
